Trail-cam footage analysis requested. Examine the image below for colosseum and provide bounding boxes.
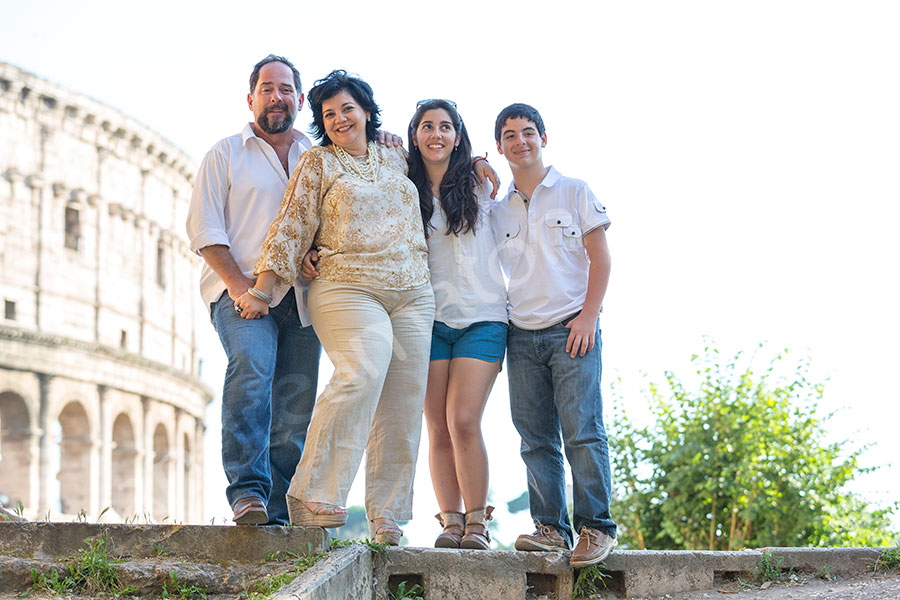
[0,62,211,523]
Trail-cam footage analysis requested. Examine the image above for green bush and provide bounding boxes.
[612,343,898,550]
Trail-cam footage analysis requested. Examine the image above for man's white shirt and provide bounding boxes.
[186,124,313,324]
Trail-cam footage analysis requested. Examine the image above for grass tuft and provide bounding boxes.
[870,546,900,572]
[31,536,136,597]
[389,580,424,600]
[756,550,792,582]
[239,547,325,599]
[330,536,388,553]
[161,570,207,599]
[573,563,610,598]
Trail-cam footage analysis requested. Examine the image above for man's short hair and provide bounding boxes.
[249,54,302,95]
[494,103,545,142]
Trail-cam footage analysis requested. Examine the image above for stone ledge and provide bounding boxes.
[0,522,327,562]
[274,544,372,600]
[372,547,574,600]
[0,325,211,397]
[0,555,289,596]
[758,546,881,576]
[0,524,889,599]
[291,546,885,600]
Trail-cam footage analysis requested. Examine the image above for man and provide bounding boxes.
[186,55,322,525]
[491,103,617,566]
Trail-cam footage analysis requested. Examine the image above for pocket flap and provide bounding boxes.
[545,211,573,228]
[498,222,521,240]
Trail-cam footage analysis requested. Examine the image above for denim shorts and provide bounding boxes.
[430,320,507,364]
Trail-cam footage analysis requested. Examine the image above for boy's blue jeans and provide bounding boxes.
[507,317,617,546]
[212,290,321,525]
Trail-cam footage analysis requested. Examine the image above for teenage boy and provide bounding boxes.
[491,103,616,566]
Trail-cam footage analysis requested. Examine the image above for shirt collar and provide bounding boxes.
[241,123,310,148]
[507,165,562,198]
[542,165,562,188]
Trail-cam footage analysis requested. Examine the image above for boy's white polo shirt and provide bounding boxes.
[490,166,610,330]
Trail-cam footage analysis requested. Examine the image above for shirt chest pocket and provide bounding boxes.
[544,211,583,251]
[495,222,523,266]
[452,233,476,266]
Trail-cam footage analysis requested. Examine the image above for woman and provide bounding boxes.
[408,100,508,550]
[237,70,434,545]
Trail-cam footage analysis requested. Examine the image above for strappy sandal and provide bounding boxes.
[434,511,465,548]
[460,505,494,550]
[286,495,348,528]
[372,519,403,546]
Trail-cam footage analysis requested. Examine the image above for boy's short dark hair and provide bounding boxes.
[494,103,545,142]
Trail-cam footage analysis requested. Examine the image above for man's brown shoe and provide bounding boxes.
[515,519,571,552]
[569,527,617,567]
[232,496,267,525]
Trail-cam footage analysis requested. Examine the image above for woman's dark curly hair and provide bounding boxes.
[308,70,381,146]
[407,100,478,236]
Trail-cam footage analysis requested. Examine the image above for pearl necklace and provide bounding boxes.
[333,142,379,183]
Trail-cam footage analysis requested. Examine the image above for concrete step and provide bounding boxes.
[0,521,327,562]
[1,554,296,596]
[276,544,885,600]
[0,521,327,596]
[0,523,888,599]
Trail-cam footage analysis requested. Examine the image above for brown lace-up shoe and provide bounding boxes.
[514,519,571,552]
[569,526,617,567]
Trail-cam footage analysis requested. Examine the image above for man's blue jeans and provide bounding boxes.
[507,317,617,546]
[213,290,320,525]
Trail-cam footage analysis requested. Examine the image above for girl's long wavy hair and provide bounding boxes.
[407,100,478,237]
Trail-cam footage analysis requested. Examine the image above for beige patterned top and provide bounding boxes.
[255,144,430,291]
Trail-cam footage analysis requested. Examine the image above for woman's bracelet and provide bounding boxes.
[247,287,273,305]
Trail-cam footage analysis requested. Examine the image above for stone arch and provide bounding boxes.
[0,392,31,508]
[57,401,91,514]
[152,423,169,521]
[110,413,137,519]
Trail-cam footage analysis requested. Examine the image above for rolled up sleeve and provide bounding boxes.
[186,146,231,253]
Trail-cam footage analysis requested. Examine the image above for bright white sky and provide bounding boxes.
[3,0,898,544]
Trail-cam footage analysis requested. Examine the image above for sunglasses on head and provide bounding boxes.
[416,99,457,109]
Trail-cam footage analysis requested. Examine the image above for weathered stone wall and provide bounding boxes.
[0,62,211,523]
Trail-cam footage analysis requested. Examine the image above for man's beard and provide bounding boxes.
[257,103,294,134]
